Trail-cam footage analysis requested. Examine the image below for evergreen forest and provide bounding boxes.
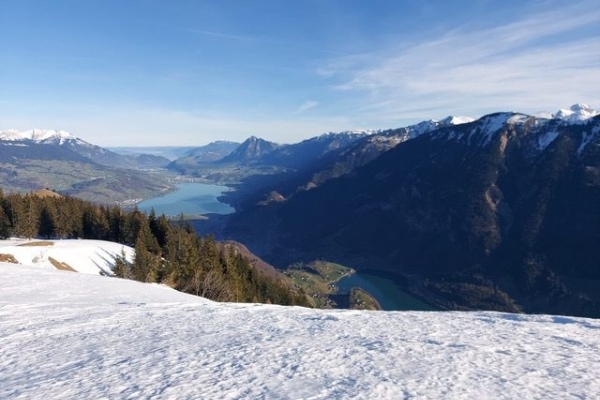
[0,190,310,307]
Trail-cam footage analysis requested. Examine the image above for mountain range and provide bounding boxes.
[4,104,600,317]
[0,129,170,169]
[219,104,600,317]
[0,129,172,203]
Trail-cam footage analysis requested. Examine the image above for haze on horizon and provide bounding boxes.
[1,0,599,147]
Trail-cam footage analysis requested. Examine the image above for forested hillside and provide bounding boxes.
[0,190,309,306]
[223,112,600,317]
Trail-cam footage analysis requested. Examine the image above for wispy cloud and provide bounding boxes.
[2,106,352,147]
[322,2,600,122]
[187,29,254,42]
[294,100,318,115]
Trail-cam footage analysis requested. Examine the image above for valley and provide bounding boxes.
[5,2,600,397]
[3,104,600,317]
[173,105,600,318]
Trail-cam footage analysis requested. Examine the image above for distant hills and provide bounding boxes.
[0,129,171,169]
[219,104,600,317]
[0,129,172,203]
[218,136,280,164]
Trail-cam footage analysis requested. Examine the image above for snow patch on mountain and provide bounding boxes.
[537,129,560,151]
[577,124,600,155]
[466,113,518,146]
[1,128,72,142]
[440,115,475,125]
[396,115,475,142]
[1,264,599,399]
[0,128,94,147]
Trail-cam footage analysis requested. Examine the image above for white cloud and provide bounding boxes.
[187,29,254,42]
[322,2,600,122]
[293,100,318,115]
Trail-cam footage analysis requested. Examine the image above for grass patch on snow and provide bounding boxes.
[0,253,19,263]
[17,241,55,247]
[49,257,76,272]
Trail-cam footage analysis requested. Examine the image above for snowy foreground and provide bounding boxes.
[1,265,599,399]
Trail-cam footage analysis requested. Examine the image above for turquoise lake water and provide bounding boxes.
[136,183,235,217]
[337,272,435,311]
[138,183,431,311]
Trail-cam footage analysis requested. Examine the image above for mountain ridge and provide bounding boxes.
[0,128,170,169]
[221,105,600,317]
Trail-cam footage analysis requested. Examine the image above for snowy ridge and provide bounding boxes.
[1,128,73,142]
[409,115,475,139]
[1,264,599,399]
[423,104,598,152]
[474,113,526,145]
[0,128,92,147]
[439,115,475,125]
[375,114,476,149]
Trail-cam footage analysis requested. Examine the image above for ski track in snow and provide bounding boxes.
[1,264,599,399]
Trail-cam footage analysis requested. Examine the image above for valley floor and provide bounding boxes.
[1,264,599,399]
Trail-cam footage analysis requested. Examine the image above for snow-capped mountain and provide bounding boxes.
[1,127,86,150]
[0,128,170,169]
[1,262,598,399]
[0,128,90,146]
[429,104,600,154]
[553,103,599,124]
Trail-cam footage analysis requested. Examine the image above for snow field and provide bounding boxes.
[0,238,134,275]
[1,264,599,399]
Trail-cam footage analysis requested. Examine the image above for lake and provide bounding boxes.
[136,183,235,217]
[337,272,435,311]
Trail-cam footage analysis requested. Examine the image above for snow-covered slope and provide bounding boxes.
[0,239,134,275]
[1,264,598,399]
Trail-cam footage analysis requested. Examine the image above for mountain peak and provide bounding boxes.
[439,115,475,126]
[219,136,279,163]
[570,103,594,113]
[554,103,598,124]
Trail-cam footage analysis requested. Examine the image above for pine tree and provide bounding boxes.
[149,211,170,250]
[131,225,161,283]
[0,202,11,239]
[113,247,131,279]
[22,194,39,239]
[38,203,56,239]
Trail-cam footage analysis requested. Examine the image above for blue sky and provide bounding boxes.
[1,0,599,146]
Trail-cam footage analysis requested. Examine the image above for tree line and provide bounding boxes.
[0,190,310,306]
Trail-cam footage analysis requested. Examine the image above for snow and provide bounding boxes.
[440,115,475,125]
[537,129,560,151]
[0,128,75,142]
[0,238,134,275]
[1,263,599,399]
[467,113,515,146]
[554,103,599,124]
[577,124,600,155]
